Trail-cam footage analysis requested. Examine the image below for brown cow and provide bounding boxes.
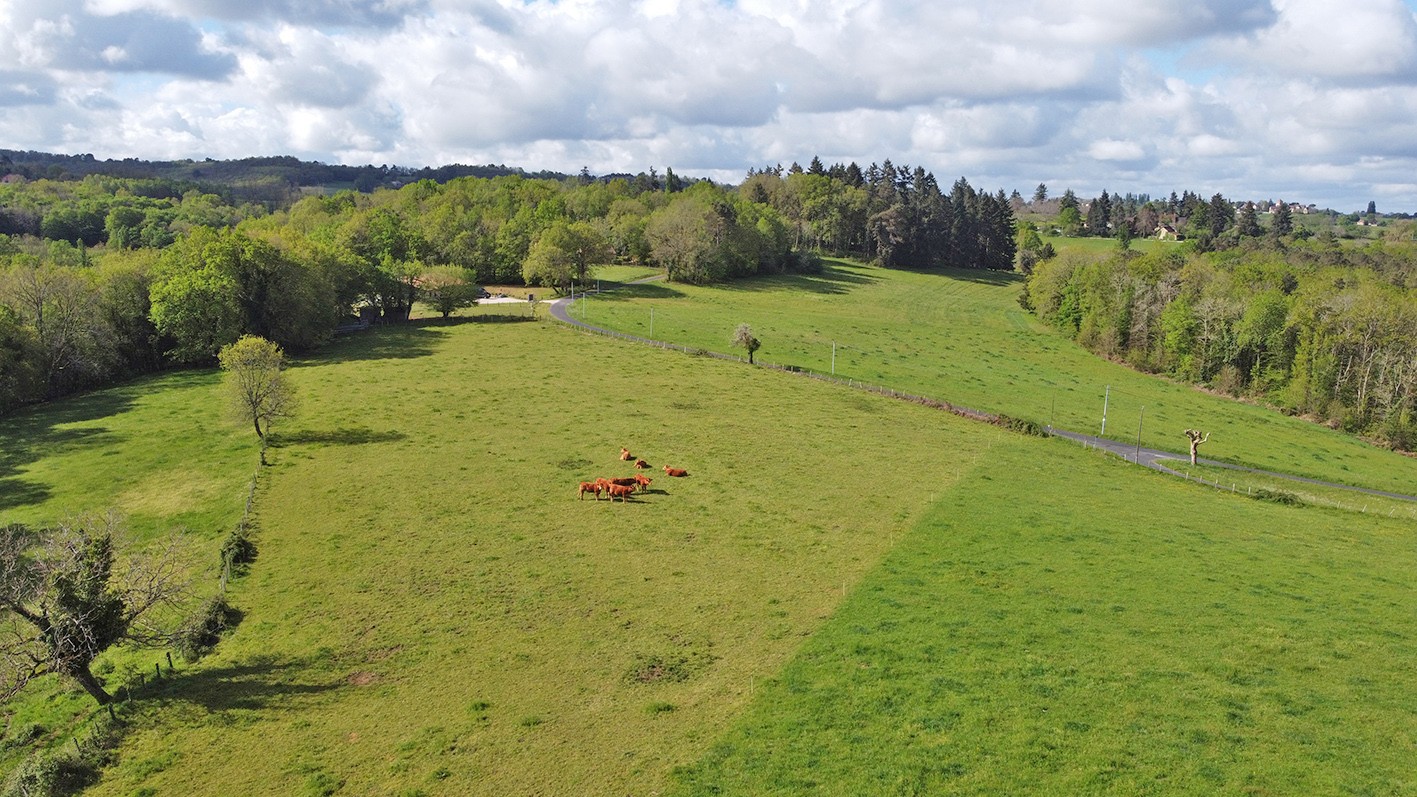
[663,466,689,477]
[608,476,637,487]
[577,481,602,501]
[606,483,636,502]
[633,459,650,469]
[632,474,652,489]
[619,447,634,461]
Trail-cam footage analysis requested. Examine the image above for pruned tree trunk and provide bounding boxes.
[1184,428,1209,465]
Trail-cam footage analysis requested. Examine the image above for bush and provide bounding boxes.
[173,595,240,662]
[992,414,1050,437]
[220,523,257,574]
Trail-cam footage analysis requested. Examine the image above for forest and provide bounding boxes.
[1022,232,1417,449]
[0,158,1015,414]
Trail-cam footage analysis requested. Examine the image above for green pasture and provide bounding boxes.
[79,319,1004,795]
[1,312,1414,794]
[571,258,1417,495]
[672,437,1417,795]
[0,367,254,776]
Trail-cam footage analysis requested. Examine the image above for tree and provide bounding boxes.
[1271,201,1294,237]
[218,335,295,465]
[1237,201,1262,237]
[1033,183,1048,204]
[418,266,477,318]
[732,323,761,364]
[0,516,191,705]
[1183,428,1209,465]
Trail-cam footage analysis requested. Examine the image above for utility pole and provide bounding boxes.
[1135,406,1145,463]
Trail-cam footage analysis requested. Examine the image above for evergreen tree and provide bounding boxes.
[1272,201,1294,237]
[1237,201,1262,237]
[1033,183,1048,203]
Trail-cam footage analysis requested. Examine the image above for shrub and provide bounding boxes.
[992,414,1050,437]
[173,595,240,662]
[220,523,257,574]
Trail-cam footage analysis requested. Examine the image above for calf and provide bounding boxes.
[634,459,650,469]
[632,474,652,489]
[577,481,602,501]
[662,466,689,477]
[619,447,634,461]
[606,483,636,502]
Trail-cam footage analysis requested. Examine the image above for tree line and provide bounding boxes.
[1022,233,1417,449]
[1,159,1018,415]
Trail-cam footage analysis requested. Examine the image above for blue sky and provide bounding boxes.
[3,0,1417,211]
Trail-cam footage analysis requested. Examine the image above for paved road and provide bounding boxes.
[549,280,1417,504]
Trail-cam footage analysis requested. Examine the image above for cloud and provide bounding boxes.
[0,70,58,106]
[2,0,236,78]
[85,0,431,29]
[3,0,1417,210]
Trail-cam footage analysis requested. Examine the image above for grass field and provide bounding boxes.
[571,259,1417,495]
[79,319,1005,795]
[3,267,1416,794]
[672,437,1417,795]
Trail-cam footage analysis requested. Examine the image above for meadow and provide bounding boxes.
[571,258,1417,495]
[1,263,1415,794]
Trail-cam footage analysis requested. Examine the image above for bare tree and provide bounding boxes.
[733,323,761,365]
[0,515,193,705]
[1184,429,1210,465]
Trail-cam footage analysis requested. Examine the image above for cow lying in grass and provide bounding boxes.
[620,447,634,461]
[634,459,650,469]
[662,466,689,477]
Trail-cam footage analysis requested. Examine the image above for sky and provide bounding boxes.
[3,0,1417,211]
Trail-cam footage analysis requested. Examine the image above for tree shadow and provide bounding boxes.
[716,265,881,296]
[273,428,408,446]
[298,325,449,367]
[137,655,344,713]
[0,477,51,511]
[602,282,687,301]
[0,387,138,514]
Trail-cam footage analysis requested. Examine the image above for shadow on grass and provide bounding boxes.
[142,655,343,712]
[0,477,51,511]
[716,265,881,296]
[299,324,449,367]
[601,282,687,301]
[273,428,408,446]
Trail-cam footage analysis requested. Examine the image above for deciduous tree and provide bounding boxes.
[0,516,192,705]
[218,335,296,464]
[732,323,761,364]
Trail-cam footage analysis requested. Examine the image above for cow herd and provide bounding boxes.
[577,447,690,503]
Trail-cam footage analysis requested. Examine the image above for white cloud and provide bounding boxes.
[3,0,1417,209]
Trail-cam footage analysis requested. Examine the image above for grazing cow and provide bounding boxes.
[619,447,634,461]
[608,476,637,487]
[633,474,652,488]
[578,481,602,501]
[606,483,636,502]
[634,459,650,469]
[663,466,689,477]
